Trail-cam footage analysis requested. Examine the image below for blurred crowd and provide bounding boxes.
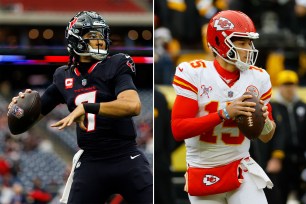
[154,1,306,204]
[0,111,65,204]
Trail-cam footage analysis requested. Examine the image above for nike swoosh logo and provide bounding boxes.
[130,154,141,159]
[178,67,183,72]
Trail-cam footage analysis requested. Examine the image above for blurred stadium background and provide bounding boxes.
[0,1,153,203]
[155,0,306,204]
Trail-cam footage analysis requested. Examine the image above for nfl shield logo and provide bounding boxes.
[228,91,233,98]
[82,79,87,86]
[11,105,24,119]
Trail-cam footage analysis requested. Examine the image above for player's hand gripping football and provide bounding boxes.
[51,104,87,131]
[7,89,32,115]
[259,100,274,139]
[224,94,256,119]
[260,100,269,122]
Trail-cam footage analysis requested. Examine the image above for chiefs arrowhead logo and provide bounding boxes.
[203,174,220,186]
[213,17,234,31]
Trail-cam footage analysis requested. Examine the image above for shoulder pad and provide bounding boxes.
[111,53,136,77]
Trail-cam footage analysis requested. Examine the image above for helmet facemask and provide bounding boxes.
[210,31,259,72]
[72,30,108,60]
[225,32,259,71]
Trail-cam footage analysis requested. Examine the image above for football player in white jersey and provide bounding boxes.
[171,10,276,204]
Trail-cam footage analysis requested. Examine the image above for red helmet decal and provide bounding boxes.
[68,17,78,30]
[213,17,234,31]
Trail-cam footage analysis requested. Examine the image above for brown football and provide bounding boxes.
[7,91,41,135]
[235,92,265,140]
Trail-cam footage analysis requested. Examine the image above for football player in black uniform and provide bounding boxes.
[8,11,153,204]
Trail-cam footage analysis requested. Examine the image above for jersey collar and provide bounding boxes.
[74,61,100,76]
[214,59,240,87]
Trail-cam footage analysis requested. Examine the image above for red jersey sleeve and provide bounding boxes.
[267,102,274,121]
[171,95,223,141]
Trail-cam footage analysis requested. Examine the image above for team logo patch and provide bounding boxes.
[203,174,220,186]
[214,17,234,31]
[200,85,212,98]
[68,17,78,30]
[10,105,24,119]
[126,60,135,72]
[65,78,74,89]
[246,85,259,98]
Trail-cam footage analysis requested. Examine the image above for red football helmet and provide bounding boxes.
[207,10,259,71]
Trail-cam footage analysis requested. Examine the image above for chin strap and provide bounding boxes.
[235,61,250,72]
[210,47,250,72]
[73,45,108,60]
[261,119,273,135]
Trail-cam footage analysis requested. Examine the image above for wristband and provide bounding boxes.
[222,108,230,119]
[218,109,225,121]
[83,103,100,114]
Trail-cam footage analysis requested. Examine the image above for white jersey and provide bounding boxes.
[172,59,272,167]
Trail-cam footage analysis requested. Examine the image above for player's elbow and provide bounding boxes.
[129,101,141,116]
[171,120,185,142]
[172,132,184,142]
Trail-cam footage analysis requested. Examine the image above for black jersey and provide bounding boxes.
[42,53,139,158]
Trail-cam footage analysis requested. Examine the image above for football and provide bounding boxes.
[235,92,265,140]
[8,91,41,135]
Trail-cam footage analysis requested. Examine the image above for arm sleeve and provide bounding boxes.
[267,103,274,121]
[171,95,223,141]
[40,84,65,116]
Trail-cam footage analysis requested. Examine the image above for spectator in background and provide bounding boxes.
[10,182,27,204]
[295,0,306,40]
[27,178,51,204]
[154,27,175,84]
[270,70,306,203]
[154,88,176,204]
[0,155,11,176]
[295,0,306,86]
[155,0,227,47]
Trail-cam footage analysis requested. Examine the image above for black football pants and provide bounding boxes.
[67,151,153,204]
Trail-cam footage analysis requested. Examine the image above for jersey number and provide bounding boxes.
[200,101,245,144]
[75,91,97,131]
[190,60,206,68]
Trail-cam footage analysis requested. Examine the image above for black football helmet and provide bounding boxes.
[65,11,111,60]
